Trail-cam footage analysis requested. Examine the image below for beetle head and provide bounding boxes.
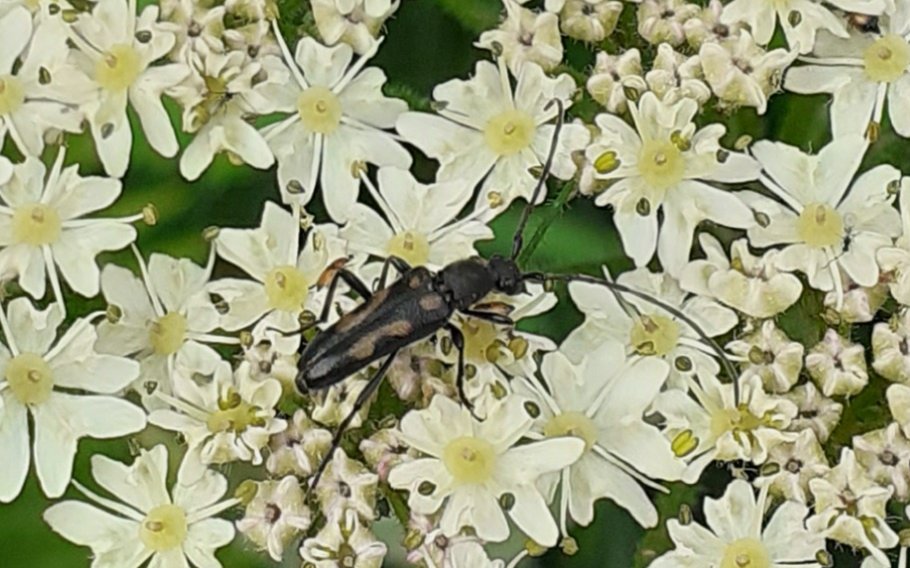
[488,255,525,296]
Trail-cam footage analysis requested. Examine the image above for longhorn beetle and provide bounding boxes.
[294,99,741,491]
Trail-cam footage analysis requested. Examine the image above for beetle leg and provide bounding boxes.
[459,309,514,326]
[376,255,412,290]
[307,350,398,495]
[444,323,481,420]
[307,268,372,332]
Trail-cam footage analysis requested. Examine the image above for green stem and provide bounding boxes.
[383,484,410,527]
[517,181,576,268]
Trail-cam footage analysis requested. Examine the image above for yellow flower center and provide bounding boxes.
[462,319,501,364]
[297,86,343,134]
[442,436,496,485]
[264,265,309,312]
[149,312,188,356]
[629,314,680,356]
[0,75,26,116]
[206,388,263,433]
[484,109,535,157]
[12,203,62,246]
[95,44,143,92]
[638,140,685,191]
[863,34,910,83]
[6,352,54,405]
[720,538,771,568]
[544,411,598,451]
[710,404,769,439]
[139,504,188,552]
[387,231,430,266]
[796,203,844,248]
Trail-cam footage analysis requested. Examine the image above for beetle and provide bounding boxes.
[294,100,740,491]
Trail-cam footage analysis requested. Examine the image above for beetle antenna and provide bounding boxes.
[525,271,741,405]
[510,98,565,260]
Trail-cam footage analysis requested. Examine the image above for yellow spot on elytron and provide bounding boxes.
[149,312,188,356]
[544,411,598,451]
[720,538,771,568]
[863,34,910,83]
[95,44,143,92]
[0,75,25,116]
[297,86,343,134]
[139,504,188,552]
[206,388,263,433]
[484,109,535,157]
[796,203,844,248]
[6,352,53,405]
[462,319,500,363]
[12,203,62,246]
[387,231,430,266]
[638,140,686,191]
[442,436,496,485]
[264,265,309,312]
[629,315,680,356]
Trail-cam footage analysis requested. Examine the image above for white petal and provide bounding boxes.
[0,394,29,503]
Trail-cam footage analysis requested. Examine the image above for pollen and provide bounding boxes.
[637,140,686,191]
[95,44,143,92]
[629,314,680,356]
[264,265,309,312]
[544,411,598,451]
[484,109,535,157]
[6,352,54,405]
[206,388,263,433]
[149,312,188,356]
[442,436,497,485]
[387,230,430,266]
[796,202,844,248]
[0,75,25,116]
[12,203,62,246]
[297,86,343,134]
[863,34,910,83]
[139,504,188,552]
[720,538,771,568]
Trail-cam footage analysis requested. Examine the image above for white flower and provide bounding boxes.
[785,5,910,138]
[208,202,352,352]
[564,267,738,390]
[720,0,883,53]
[587,92,760,275]
[388,394,584,546]
[784,382,843,443]
[645,43,711,104]
[0,152,138,303]
[726,320,804,393]
[754,429,829,503]
[300,508,386,567]
[95,251,230,406]
[637,0,700,46]
[807,448,898,566]
[148,360,286,480]
[854,423,910,501]
[476,0,563,74]
[315,448,378,521]
[159,0,227,64]
[699,30,796,114]
[654,370,798,477]
[340,168,493,270]
[682,234,803,318]
[823,276,889,323]
[175,49,285,180]
[515,344,686,534]
[805,328,869,397]
[397,60,589,214]
[878,181,910,304]
[0,7,90,157]
[886,383,910,440]
[650,479,825,567]
[743,136,901,304]
[237,476,312,562]
[0,297,144,501]
[873,310,910,384]
[266,408,332,476]
[558,0,623,43]
[585,49,646,113]
[683,0,742,48]
[263,33,410,221]
[67,0,190,176]
[311,0,401,55]
[44,445,238,567]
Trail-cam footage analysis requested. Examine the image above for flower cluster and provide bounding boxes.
[2,0,910,566]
